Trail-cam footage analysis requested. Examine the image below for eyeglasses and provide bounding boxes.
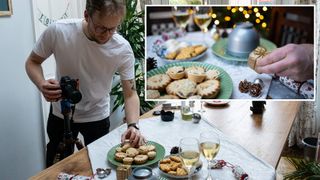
[89,16,117,34]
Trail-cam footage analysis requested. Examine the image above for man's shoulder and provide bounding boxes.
[112,33,131,47]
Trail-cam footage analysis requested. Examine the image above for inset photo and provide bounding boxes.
[145,5,315,100]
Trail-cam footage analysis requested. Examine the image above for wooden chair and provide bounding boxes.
[268,7,314,47]
[146,7,176,36]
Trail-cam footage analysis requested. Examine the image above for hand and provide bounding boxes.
[121,127,146,147]
[255,44,314,82]
[39,79,62,102]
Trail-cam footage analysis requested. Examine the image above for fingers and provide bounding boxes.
[256,47,287,67]
[256,55,292,74]
[122,128,145,147]
[40,79,62,102]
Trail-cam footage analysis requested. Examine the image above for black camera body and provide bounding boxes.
[60,76,82,104]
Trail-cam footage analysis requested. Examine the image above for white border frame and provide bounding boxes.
[144,4,317,101]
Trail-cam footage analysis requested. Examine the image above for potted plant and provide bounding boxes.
[110,0,155,114]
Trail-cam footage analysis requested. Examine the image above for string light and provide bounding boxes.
[212,13,217,18]
[256,12,260,17]
[231,8,237,13]
[262,22,267,28]
[259,15,264,20]
[253,8,259,13]
[239,7,244,12]
[255,19,260,23]
[263,6,268,11]
[245,14,250,19]
[224,16,231,21]
[243,10,248,15]
[214,20,220,25]
[227,6,231,10]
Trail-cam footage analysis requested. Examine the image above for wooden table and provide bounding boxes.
[30,101,301,179]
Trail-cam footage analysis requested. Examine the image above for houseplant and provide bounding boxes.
[110,0,155,114]
[284,158,320,179]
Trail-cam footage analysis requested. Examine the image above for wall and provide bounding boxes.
[0,0,45,179]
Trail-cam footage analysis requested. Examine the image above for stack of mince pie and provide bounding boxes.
[147,66,221,99]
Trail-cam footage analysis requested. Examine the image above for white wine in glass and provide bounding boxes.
[200,141,220,160]
[194,7,213,44]
[172,7,192,34]
[179,137,200,180]
[200,131,220,180]
[194,13,212,31]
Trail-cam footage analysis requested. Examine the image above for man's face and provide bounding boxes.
[86,11,122,44]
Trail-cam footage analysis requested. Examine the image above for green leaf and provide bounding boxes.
[110,0,155,113]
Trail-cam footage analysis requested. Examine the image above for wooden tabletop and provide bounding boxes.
[30,101,301,179]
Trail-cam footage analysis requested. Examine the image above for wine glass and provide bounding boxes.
[172,6,192,35]
[193,6,213,44]
[199,131,220,180]
[198,101,206,114]
[179,137,200,180]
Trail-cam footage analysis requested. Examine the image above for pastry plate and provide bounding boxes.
[158,155,203,179]
[147,62,233,99]
[211,38,277,62]
[206,101,230,106]
[107,141,165,168]
[156,42,208,63]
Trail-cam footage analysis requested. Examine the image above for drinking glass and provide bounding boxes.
[199,131,220,180]
[193,6,213,44]
[172,6,192,35]
[179,137,200,180]
[198,101,206,114]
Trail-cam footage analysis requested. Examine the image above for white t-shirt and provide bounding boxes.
[33,19,135,123]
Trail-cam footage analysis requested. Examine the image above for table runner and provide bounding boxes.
[87,113,276,179]
[147,32,272,99]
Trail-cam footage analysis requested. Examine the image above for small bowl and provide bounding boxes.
[160,110,174,121]
[227,22,260,58]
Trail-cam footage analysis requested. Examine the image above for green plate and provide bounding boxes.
[147,62,233,99]
[211,38,277,62]
[107,141,165,168]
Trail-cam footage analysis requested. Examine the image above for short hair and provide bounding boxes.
[86,0,126,18]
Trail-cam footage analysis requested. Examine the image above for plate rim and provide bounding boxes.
[146,62,233,99]
[107,141,166,168]
[211,37,277,62]
[158,154,203,179]
[158,41,208,62]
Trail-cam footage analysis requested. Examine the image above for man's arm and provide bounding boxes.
[120,78,145,147]
[25,51,61,102]
[121,78,140,125]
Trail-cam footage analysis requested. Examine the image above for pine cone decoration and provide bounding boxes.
[238,79,251,93]
[249,84,262,97]
[147,57,157,71]
[170,146,181,155]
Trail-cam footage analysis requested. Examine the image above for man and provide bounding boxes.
[25,0,144,167]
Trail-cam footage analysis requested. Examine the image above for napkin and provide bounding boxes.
[279,76,314,99]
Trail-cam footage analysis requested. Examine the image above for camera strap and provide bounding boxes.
[70,104,76,123]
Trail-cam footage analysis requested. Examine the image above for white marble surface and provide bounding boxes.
[87,114,276,180]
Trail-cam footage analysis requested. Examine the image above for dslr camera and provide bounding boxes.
[60,76,82,104]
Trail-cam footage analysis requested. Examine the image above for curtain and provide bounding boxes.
[288,0,319,146]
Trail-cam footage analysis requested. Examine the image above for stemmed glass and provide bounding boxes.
[193,6,213,44]
[172,6,193,35]
[179,137,200,180]
[198,101,206,114]
[199,131,220,180]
